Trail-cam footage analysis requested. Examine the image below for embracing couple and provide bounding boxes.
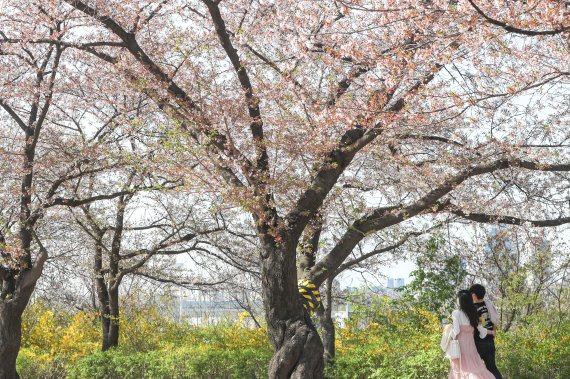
[447,284,503,379]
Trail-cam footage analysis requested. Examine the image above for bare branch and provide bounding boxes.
[135,271,230,288]
[16,231,49,300]
[467,0,570,36]
[445,204,570,227]
[203,0,269,177]
[0,99,29,132]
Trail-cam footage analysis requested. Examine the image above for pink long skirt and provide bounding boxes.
[448,325,496,379]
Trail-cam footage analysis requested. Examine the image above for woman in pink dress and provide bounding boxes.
[448,290,496,379]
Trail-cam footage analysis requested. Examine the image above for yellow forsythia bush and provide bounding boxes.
[21,301,100,363]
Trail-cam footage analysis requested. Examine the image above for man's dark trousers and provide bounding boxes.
[475,340,502,379]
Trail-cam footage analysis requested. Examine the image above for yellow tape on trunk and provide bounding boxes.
[298,279,321,316]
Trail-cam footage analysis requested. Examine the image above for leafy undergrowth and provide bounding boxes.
[17,300,570,379]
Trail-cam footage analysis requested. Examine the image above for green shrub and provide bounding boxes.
[324,331,447,379]
[67,346,271,379]
[16,349,67,379]
[496,319,570,379]
[17,299,570,379]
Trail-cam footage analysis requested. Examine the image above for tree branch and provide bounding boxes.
[0,99,29,132]
[284,62,440,244]
[467,0,570,36]
[64,0,257,187]
[13,231,49,309]
[204,0,267,174]
[444,204,570,227]
[203,0,278,238]
[46,190,135,208]
[309,158,570,285]
[135,271,229,288]
[334,233,415,276]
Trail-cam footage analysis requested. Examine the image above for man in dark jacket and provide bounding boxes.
[470,284,502,379]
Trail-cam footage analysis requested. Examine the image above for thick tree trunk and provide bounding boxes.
[96,282,120,351]
[0,303,22,379]
[96,282,116,351]
[267,315,324,379]
[0,252,46,379]
[0,130,36,379]
[262,241,324,379]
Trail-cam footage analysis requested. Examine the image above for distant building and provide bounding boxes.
[173,281,405,327]
[333,285,403,327]
[175,288,261,327]
[331,303,351,327]
[387,277,405,289]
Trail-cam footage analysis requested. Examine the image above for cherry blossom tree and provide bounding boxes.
[0,9,148,379]
[0,4,182,376]
[71,172,223,350]
[2,0,569,378]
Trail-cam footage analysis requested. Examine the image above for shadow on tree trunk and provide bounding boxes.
[268,313,324,379]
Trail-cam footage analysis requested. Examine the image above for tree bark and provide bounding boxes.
[93,237,119,351]
[0,137,35,378]
[0,44,59,379]
[321,315,335,367]
[319,277,335,366]
[95,275,112,350]
[0,302,22,379]
[96,281,120,351]
[262,240,324,379]
[95,277,120,350]
[99,194,127,350]
[0,250,47,379]
[107,285,120,348]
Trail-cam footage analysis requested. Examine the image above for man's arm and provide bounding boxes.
[485,299,500,326]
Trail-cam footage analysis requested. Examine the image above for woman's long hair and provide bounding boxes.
[458,290,479,329]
